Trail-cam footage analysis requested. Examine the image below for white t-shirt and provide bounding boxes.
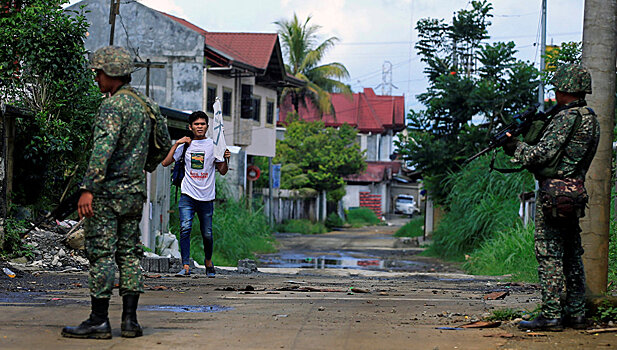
[173,139,223,201]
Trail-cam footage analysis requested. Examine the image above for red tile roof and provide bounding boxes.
[344,161,402,183]
[159,12,278,71]
[279,88,405,133]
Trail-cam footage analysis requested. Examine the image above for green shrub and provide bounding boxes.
[394,215,425,237]
[276,219,328,235]
[325,212,344,229]
[346,207,380,227]
[169,178,276,267]
[463,223,538,282]
[427,153,534,260]
[1,218,33,259]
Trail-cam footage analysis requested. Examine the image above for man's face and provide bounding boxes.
[189,118,208,138]
[94,69,113,93]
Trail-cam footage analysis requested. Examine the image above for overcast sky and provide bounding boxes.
[71,0,584,113]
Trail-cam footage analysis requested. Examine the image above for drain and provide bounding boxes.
[139,305,233,313]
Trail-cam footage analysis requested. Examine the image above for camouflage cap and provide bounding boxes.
[88,46,134,77]
[550,64,592,94]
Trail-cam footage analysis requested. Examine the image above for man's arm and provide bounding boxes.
[513,110,579,167]
[161,136,191,167]
[215,149,231,175]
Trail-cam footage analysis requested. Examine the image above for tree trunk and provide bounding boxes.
[580,0,617,297]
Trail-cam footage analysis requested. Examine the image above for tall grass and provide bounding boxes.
[463,223,538,282]
[346,207,381,227]
[276,219,328,234]
[394,215,425,237]
[169,177,276,266]
[427,153,535,260]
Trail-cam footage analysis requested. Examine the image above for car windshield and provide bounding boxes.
[397,198,415,204]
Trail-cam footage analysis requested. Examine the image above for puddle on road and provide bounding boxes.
[259,252,427,271]
[139,305,233,313]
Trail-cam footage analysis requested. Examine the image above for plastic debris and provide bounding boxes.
[3,267,16,278]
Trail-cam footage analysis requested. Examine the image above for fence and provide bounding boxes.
[260,189,318,224]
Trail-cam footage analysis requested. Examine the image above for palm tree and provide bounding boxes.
[275,13,352,115]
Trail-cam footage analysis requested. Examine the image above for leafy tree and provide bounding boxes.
[395,0,539,203]
[274,115,365,202]
[275,13,352,115]
[0,0,100,207]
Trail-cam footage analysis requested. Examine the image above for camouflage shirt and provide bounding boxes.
[513,100,600,180]
[81,84,152,197]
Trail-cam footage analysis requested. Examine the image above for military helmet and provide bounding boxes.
[88,46,134,77]
[550,64,592,94]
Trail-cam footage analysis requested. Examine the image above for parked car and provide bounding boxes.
[395,195,420,217]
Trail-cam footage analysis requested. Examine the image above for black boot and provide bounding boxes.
[518,314,563,331]
[62,297,112,339]
[121,294,143,338]
[563,315,587,329]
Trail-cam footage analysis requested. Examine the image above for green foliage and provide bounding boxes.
[169,178,276,267]
[484,308,525,321]
[395,1,539,204]
[1,218,33,259]
[593,300,617,323]
[543,41,582,84]
[275,117,365,202]
[427,152,534,260]
[394,215,425,238]
[463,223,538,282]
[346,207,380,227]
[276,219,328,235]
[325,212,344,229]
[1,0,101,207]
[275,13,352,114]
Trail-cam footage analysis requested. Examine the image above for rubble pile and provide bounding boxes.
[21,226,89,271]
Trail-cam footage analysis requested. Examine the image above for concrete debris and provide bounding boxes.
[393,237,419,248]
[237,259,258,274]
[21,228,89,271]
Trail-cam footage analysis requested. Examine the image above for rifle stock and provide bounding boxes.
[22,190,81,237]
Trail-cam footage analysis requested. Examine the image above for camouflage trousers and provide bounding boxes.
[534,195,586,319]
[84,195,145,299]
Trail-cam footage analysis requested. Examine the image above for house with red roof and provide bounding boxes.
[279,88,412,216]
[68,0,303,249]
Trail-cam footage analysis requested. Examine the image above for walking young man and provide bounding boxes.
[62,46,156,339]
[162,111,230,277]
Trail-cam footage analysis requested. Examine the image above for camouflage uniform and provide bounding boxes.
[512,65,599,319]
[82,47,153,299]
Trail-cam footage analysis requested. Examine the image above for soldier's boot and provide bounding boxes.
[518,314,563,331]
[563,315,587,329]
[62,297,112,339]
[121,294,143,338]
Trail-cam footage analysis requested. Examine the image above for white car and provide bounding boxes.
[395,195,420,217]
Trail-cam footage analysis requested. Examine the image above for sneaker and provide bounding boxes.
[206,266,216,277]
[175,268,190,277]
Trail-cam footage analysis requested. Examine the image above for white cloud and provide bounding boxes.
[138,0,186,17]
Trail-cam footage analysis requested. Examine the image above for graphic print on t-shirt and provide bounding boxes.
[191,152,205,169]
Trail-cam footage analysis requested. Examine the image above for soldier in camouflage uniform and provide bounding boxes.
[62,46,154,339]
[502,64,600,331]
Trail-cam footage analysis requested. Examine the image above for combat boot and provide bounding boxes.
[121,294,143,338]
[62,297,112,339]
[563,315,587,329]
[518,314,563,331]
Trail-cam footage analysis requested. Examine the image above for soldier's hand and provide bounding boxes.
[78,191,94,219]
[502,138,520,156]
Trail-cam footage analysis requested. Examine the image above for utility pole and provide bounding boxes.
[580,0,617,297]
[537,0,546,112]
[108,0,120,45]
[134,59,166,97]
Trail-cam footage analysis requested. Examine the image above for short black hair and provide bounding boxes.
[189,111,209,125]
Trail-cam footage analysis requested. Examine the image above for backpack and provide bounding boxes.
[116,88,172,172]
[171,143,189,187]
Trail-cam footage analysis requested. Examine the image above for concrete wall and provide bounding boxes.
[342,185,370,209]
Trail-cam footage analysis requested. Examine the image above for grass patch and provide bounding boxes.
[169,179,276,267]
[346,207,381,227]
[394,215,424,237]
[484,308,525,321]
[463,223,538,282]
[276,219,328,235]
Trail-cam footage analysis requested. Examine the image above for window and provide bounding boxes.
[266,100,274,124]
[222,88,232,117]
[240,84,253,119]
[207,85,217,113]
[252,96,261,122]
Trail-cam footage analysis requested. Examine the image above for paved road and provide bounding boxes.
[0,222,613,349]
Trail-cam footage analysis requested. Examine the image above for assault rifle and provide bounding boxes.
[464,103,565,164]
[22,190,81,237]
